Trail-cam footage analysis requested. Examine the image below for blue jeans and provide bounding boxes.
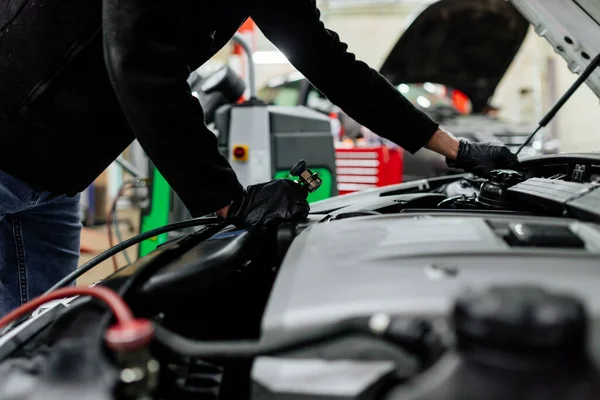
[0,169,81,317]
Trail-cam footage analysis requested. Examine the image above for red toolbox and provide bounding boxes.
[334,145,403,195]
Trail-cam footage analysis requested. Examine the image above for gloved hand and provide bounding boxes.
[225,179,310,227]
[447,139,521,178]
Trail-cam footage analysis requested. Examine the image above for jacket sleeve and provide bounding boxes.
[250,0,439,154]
[102,0,243,217]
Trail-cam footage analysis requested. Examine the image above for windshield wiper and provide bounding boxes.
[516,52,600,156]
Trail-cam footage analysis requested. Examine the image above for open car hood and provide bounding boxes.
[509,0,600,99]
[379,0,529,113]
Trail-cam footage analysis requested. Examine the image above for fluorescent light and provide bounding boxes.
[398,84,409,94]
[423,82,436,93]
[416,96,431,108]
[252,51,290,65]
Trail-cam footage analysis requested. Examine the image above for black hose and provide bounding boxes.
[45,217,223,294]
[152,315,441,368]
[152,316,371,358]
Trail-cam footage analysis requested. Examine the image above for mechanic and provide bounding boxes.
[0,0,519,317]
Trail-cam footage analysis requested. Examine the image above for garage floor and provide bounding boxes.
[78,207,140,287]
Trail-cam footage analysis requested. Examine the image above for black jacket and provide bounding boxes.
[0,0,438,217]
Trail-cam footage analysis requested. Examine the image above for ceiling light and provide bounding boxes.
[252,51,290,65]
[423,82,437,93]
[416,96,431,108]
[398,84,409,94]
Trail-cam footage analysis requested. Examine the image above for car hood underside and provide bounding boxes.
[379,0,529,113]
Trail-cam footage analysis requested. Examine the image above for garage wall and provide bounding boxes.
[314,12,409,68]
[252,3,417,88]
[493,28,600,152]
[492,28,547,125]
[551,53,600,152]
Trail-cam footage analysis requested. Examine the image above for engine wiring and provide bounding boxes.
[437,195,466,208]
[1,222,225,338]
[45,218,226,294]
[1,222,226,338]
[0,287,157,355]
[0,287,134,330]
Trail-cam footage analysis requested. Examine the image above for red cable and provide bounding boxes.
[0,287,134,330]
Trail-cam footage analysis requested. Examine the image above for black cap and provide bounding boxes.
[453,285,587,355]
[290,160,307,177]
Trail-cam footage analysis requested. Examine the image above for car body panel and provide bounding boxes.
[510,0,600,100]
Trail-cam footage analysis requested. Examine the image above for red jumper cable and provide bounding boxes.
[0,287,153,352]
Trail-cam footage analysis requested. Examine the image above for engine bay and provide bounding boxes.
[0,154,600,400]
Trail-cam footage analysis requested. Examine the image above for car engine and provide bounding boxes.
[0,155,599,400]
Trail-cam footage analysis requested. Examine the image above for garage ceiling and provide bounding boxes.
[316,0,436,16]
[318,0,434,6]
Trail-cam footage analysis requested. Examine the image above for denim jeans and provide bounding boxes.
[0,169,81,317]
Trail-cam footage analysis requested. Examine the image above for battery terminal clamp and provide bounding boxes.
[290,160,322,193]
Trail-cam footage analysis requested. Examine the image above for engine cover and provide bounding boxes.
[262,215,599,340]
[270,215,600,332]
[252,213,600,399]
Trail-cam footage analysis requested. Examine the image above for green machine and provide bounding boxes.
[138,34,338,257]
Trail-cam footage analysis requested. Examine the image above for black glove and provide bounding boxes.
[447,139,521,178]
[226,179,310,227]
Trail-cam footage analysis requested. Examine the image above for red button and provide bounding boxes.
[233,147,246,159]
[232,145,249,161]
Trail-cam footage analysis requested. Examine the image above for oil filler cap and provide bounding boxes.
[476,169,525,209]
[452,285,587,355]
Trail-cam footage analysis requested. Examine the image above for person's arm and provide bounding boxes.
[250,0,458,158]
[102,0,243,217]
[425,129,460,160]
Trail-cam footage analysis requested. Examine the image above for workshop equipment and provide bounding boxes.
[138,34,337,257]
[334,145,403,195]
[213,99,337,201]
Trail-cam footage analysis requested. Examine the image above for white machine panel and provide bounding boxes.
[228,106,272,187]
